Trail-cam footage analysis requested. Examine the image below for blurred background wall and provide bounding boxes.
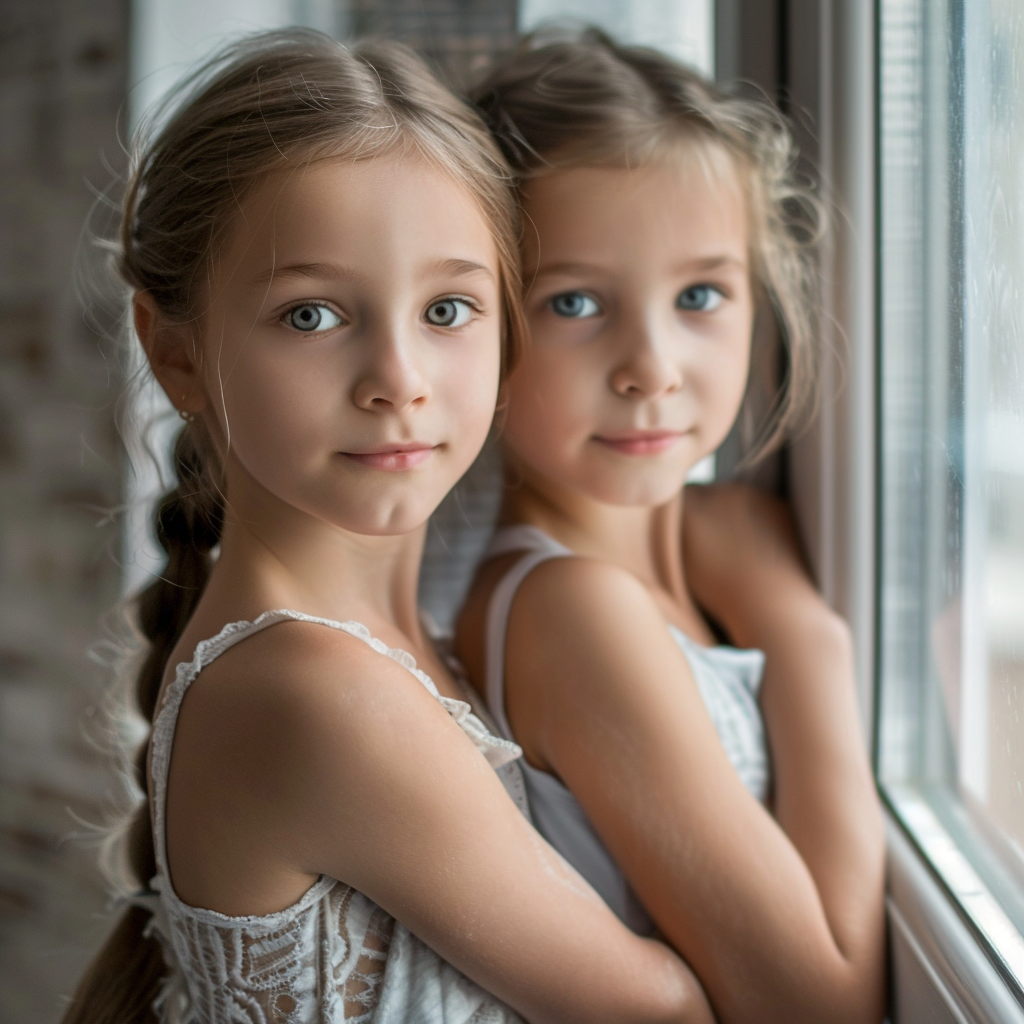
[1,3,131,1020]
[0,1,711,1020]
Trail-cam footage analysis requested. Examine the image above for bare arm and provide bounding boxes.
[683,482,885,1019]
[499,557,883,1024]
[204,623,714,1024]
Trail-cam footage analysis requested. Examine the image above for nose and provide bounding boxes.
[609,315,684,400]
[352,322,431,413]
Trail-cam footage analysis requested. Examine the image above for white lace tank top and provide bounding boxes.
[142,609,526,1024]
[483,526,770,936]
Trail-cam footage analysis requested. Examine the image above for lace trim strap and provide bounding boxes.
[150,609,520,889]
[484,534,573,742]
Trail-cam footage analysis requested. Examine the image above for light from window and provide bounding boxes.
[878,0,1024,989]
[518,0,714,75]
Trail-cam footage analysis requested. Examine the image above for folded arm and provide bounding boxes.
[500,555,884,1024]
[683,482,885,1019]
[228,622,714,1024]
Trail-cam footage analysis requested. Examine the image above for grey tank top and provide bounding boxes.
[143,609,525,1024]
[483,526,770,936]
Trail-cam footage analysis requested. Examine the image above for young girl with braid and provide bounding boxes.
[62,30,717,1024]
[456,29,886,1024]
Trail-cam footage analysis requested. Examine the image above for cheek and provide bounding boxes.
[438,344,502,454]
[202,339,348,496]
[695,337,752,442]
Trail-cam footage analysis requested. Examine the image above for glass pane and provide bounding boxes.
[518,0,713,75]
[878,0,1024,987]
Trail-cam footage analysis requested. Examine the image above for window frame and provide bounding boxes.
[748,0,1024,1019]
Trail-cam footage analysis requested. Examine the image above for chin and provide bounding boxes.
[312,488,437,537]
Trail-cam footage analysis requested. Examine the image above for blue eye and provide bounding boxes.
[550,292,600,318]
[676,285,724,312]
[425,298,473,328]
[284,303,343,332]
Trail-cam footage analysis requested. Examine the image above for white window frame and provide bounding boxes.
[772,2,1024,1020]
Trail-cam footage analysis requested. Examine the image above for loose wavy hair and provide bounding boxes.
[472,26,825,461]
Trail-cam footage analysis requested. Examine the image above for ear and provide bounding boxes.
[134,291,207,418]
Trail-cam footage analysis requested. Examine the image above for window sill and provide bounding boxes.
[887,808,1024,1023]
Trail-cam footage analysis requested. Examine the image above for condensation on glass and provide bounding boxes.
[878,0,1024,986]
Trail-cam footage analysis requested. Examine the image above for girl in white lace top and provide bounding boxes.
[455,29,887,1024]
[62,30,714,1024]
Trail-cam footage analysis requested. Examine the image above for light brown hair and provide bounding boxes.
[64,28,522,1023]
[472,25,825,461]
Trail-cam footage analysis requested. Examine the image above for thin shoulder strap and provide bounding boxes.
[149,609,440,880]
[484,527,572,741]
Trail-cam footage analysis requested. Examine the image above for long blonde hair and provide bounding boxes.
[473,25,825,460]
[64,28,523,1023]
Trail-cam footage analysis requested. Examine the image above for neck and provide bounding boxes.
[203,470,427,646]
[500,463,687,606]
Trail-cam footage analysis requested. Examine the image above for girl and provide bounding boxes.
[456,28,886,1024]
[63,30,715,1024]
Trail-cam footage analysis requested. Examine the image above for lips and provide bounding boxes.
[592,430,685,456]
[340,442,438,471]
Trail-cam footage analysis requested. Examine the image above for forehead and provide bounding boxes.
[521,152,748,268]
[215,154,498,279]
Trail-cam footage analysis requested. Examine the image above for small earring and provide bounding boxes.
[178,407,195,423]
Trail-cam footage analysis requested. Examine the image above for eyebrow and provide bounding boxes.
[675,255,748,274]
[427,257,495,281]
[251,261,367,287]
[251,257,494,287]
[533,255,748,278]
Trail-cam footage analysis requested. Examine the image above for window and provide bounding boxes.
[877,0,1024,992]
[518,0,713,73]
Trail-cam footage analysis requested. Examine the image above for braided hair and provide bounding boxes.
[63,27,523,1023]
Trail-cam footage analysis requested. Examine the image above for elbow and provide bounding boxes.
[637,946,716,1024]
[808,954,887,1024]
[818,607,855,658]
[717,950,886,1024]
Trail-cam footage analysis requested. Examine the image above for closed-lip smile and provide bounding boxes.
[340,441,438,471]
[592,430,685,455]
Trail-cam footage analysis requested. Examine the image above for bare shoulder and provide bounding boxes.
[503,555,719,788]
[162,617,472,910]
[457,553,662,699]
[683,481,807,587]
[168,619,460,856]
[505,555,684,710]
[514,554,659,635]
[682,483,852,646]
[179,619,448,773]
